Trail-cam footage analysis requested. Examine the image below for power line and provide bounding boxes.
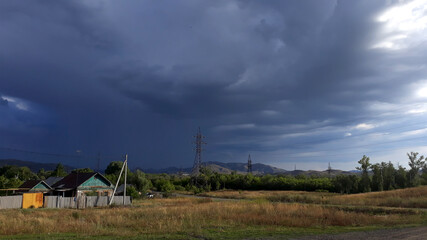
[0,146,123,160]
[0,147,82,158]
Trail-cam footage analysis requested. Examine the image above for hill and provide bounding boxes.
[0,159,74,172]
[203,161,288,174]
[142,161,356,176]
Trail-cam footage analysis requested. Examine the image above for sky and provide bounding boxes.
[1,0,427,171]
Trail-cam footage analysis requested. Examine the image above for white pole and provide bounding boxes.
[109,155,127,205]
[124,154,128,205]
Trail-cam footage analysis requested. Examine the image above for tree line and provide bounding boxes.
[1,151,427,197]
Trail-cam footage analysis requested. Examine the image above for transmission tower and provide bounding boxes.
[328,162,332,178]
[247,154,252,174]
[192,127,206,177]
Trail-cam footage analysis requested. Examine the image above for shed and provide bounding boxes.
[51,172,113,197]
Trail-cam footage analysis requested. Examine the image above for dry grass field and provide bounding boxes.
[200,186,427,208]
[1,188,427,239]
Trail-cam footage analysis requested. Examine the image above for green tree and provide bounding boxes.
[37,168,52,180]
[356,155,371,192]
[333,175,359,194]
[155,179,175,192]
[105,161,124,175]
[52,163,67,177]
[370,163,383,191]
[71,168,94,173]
[407,152,425,187]
[0,166,36,181]
[130,170,152,194]
[395,165,407,188]
[382,162,396,190]
[126,185,140,199]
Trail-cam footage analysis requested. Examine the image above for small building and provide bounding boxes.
[18,180,52,193]
[51,172,114,197]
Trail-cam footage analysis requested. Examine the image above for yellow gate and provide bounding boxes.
[22,193,44,209]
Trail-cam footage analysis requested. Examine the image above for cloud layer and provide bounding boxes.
[1,0,427,170]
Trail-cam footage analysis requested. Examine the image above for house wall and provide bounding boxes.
[33,182,50,191]
[80,175,111,189]
[78,175,113,196]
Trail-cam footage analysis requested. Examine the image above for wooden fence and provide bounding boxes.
[44,196,131,209]
[0,196,22,209]
[0,195,131,209]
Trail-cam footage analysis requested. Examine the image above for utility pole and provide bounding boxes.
[192,127,206,177]
[109,154,127,205]
[247,154,252,174]
[124,154,128,205]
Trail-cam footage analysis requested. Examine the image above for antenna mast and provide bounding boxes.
[192,127,206,177]
[247,154,252,174]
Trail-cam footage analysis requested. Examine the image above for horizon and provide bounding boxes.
[1,1,427,171]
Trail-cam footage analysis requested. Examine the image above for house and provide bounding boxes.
[51,172,114,197]
[18,180,52,193]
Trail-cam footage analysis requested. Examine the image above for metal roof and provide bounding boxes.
[45,176,63,186]
[19,180,52,190]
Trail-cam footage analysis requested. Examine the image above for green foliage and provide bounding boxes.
[155,179,175,192]
[357,155,371,192]
[104,161,133,186]
[2,152,427,197]
[71,168,94,173]
[52,163,67,177]
[0,165,36,182]
[126,185,140,199]
[395,165,407,188]
[105,161,125,175]
[0,175,23,195]
[370,164,383,191]
[333,175,359,194]
[407,152,425,187]
[129,170,152,194]
[37,168,52,180]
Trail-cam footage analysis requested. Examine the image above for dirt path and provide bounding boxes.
[291,226,427,240]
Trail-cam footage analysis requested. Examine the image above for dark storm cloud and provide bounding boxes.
[1,0,426,170]
[107,0,397,126]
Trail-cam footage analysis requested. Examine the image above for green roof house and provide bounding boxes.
[51,172,114,197]
[18,180,52,193]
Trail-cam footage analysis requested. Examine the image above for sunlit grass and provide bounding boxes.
[200,186,427,208]
[0,196,425,239]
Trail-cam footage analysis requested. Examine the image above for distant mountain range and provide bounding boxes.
[0,159,74,172]
[0,159,357,176]
[142,161,356,176]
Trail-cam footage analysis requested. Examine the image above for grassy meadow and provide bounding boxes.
[1,187,427,239]
[199,186,427,208]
